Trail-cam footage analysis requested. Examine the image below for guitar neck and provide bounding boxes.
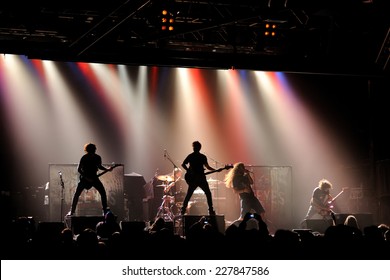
[98,170,109,177]
[97,164,120,177]
[330,189,345,203]
[205,169,223,176]
[205,165,231,175]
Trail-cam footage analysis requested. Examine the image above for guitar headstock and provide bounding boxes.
[109,163,123,169]
[224,164,234,170]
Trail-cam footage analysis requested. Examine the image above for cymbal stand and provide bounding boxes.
[155,182,175,222]
[59,171,65,223]
[162,149,183,235]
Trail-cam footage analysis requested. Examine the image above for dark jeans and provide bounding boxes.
[70,179,107,214]
[182,177,214,213]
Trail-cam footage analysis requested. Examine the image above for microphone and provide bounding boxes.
[58,171,62,176]
[164,149,167,158]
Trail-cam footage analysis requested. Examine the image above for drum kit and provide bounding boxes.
[154,172,185,221]
[155,172,224,221]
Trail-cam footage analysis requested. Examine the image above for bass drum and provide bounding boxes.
[187,201,208,215]
[175,191,185,203]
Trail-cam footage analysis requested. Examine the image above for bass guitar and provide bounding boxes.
[185,164,233,185]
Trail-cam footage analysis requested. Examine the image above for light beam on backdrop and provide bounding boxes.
[0,56,59,186]
[74,62,125,162]
[0,54,362,225]
[254,71,357,218]
[43,60,97,162]
[175,68,224,166]
[243,71,281,165]
[117,65,155,174]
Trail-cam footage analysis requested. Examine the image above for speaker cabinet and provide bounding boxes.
[124,173,146,221]
[303,219,333,233]
[183,215,225,236]
[70,216,104,235]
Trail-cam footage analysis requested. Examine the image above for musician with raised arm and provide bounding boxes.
[67,142,113,217]
[180,141,216,216]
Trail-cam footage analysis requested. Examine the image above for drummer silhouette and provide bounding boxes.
[155,167,186,221]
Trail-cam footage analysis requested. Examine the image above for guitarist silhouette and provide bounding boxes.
[67,143,117,217]
[180,141,221,216]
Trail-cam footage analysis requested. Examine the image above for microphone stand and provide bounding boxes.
[164,149,178,169]
[164,150,182,233]
[59,171,65,223]
[164,149,179,195]
[206,154,222,170]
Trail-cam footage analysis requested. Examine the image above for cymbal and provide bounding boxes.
[156,174,174,182]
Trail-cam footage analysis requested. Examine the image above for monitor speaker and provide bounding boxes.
[303,219,333,233]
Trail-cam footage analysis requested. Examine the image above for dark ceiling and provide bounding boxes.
[1,0,389,76]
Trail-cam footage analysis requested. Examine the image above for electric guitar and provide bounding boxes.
[80,163,122,184]
[185,164,233,185]
[318,187,349,217]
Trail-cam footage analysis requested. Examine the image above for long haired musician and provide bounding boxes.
[224,162,265,221]
[302,178,336,225]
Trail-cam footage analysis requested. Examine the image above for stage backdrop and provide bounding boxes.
[247,166,293,231]
[48,164,124,222]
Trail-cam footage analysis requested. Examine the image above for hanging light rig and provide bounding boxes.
[161,8,175,31]
[264,23,277,37]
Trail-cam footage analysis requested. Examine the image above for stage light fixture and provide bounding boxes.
[264,23,278,37]
[160,7,175,31]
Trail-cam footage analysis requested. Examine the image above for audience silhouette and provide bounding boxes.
[2,214,389,260]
